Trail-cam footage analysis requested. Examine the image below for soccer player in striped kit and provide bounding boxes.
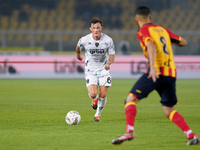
[112,6,199,145]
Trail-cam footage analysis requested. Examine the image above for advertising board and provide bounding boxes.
[0,55,200,79]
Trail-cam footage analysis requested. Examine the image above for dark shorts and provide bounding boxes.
[130,73,177,107]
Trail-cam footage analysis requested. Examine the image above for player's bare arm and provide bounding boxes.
[172,37,187,47]
[76,44,83,61]
[146,39,160,82]
[178,37,187,47]
[105,54,115,70]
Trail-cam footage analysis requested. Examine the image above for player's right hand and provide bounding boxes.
[147,66,160,82]
[77,56,83,61]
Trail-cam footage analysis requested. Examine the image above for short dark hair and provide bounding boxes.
[90,18,103,26]
[135,6,150,16]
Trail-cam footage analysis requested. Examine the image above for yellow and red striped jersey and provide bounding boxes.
[137,23,182,78]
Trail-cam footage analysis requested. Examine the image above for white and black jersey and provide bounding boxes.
[77,33,115,71]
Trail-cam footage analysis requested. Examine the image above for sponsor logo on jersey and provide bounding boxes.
[89,49,105,54]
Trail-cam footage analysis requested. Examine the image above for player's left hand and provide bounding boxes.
[148,66,160,82]
[77,56,83,61]
[104,64,110,70]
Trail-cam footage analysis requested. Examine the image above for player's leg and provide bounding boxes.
[111,94,138,145]
[124,73,157,134]
[87,84,98,99]
[112,73,157,145]
[125,95,139,133]
[163,106,199,145]
[94,86,108,121]
[85,75,98,110]
[159,76,199,145]
[94,74,112,121]
[87,84,98,109]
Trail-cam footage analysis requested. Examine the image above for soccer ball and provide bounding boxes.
[65,110,81,125]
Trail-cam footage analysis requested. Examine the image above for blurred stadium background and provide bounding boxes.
[0,0,200,55]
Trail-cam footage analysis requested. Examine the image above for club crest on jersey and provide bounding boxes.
[95,42,99,47]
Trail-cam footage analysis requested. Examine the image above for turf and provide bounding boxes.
[0,79,199,150]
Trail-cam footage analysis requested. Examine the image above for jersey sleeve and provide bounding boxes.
[164,27,182,44]
[137,31,148,58]
[140,27,154,45]
[77,37,84,47]
[108,38,115,55]
[77,36,88,50]
[137,31,145,46]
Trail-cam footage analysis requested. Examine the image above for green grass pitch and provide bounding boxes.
[0,79,199,150]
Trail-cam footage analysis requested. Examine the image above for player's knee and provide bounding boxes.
[99,93,106,98]
[125,95,139,104]
[89,92,98,99]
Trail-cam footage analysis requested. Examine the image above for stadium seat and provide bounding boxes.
[35,34,42,41]
[25,34,30,41]
[0,0,199,45]
[19,22,27,30]
[7,34,14,41]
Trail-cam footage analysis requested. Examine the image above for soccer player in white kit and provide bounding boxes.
[76,18,115,122]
